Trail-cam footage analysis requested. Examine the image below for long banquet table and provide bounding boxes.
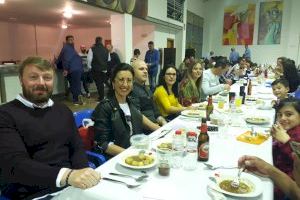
[53,81,276,200]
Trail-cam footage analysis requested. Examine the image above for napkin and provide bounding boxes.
[236,131,270,145]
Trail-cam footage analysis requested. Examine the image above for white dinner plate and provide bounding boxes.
[192,102,207,110]
[118,149,157,169]
[151,138,173,152]
[245,117,270,125]
[181,109,205,118]
[208,171,263,198]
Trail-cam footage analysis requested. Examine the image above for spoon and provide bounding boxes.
[203,163,237,170]
[103,177,141,188]
[109,172,149,182]
[231,167,245,188]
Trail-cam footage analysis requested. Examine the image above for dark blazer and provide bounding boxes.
[92,95,143,153]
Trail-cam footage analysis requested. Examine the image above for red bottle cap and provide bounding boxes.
[175,130,182,135]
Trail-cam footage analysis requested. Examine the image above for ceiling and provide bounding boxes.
[0,0,121,28]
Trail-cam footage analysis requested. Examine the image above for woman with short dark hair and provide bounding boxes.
[92,63,159,157]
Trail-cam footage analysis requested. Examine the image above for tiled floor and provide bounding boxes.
[54,93,99,112]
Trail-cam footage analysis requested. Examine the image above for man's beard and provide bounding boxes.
[22,86,53,104]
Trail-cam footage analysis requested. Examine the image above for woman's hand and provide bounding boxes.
[271,123,290,143]
[68,168,101,189]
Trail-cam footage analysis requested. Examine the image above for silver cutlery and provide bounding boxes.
[151,129,172,141]
[231,167,245,188]
[204,163,237,170]
[102,177,141,188]
[109,172,148,182]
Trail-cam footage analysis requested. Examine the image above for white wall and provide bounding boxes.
[0,21,111,61]
[202,0,300,64]
[132,24,155,60]
[187,0,206,18]
[147,0,184,27]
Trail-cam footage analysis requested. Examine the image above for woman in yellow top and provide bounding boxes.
[153,65,191,121]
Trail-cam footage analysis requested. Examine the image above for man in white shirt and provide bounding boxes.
[202,56,231,96]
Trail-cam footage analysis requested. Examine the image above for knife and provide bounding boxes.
[152,129,172,141]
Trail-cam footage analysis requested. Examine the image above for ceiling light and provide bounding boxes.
[61,24,68,29]
[0,0,5,4]
[63,6,73,18]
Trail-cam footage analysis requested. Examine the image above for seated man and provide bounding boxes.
[130,60,167,130]
[0,57,100,199]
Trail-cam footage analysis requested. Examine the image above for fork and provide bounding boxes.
[109,172,148,182]
[231,167,245,188]
[203,163,237,170]
[102,177,141,188]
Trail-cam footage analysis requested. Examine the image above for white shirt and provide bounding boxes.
[202,69,225,96]
[87,48,93,70]
[119,103,133,136]
[16,94,68,188]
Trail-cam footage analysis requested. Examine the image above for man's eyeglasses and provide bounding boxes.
[165,73,176,76]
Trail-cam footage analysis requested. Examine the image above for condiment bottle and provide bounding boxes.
[172,130,184,168]
[247,79,252,96]
[206,95,214,121]
[198,118,209,162]
[183,131,198,170]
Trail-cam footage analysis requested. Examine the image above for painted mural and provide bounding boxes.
[223,4,256,45]
[258,1,283,45]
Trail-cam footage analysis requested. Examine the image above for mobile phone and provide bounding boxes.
[290,141,300,158]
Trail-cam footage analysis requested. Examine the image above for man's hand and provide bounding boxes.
[68,168,101,189]
[238,155,273,177]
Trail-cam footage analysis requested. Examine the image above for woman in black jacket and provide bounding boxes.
[92,63,160,157]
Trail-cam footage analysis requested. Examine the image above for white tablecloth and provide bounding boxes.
[53,83,276,200]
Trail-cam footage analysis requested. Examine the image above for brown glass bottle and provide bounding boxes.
[198,118,209,162]
[206,95,214,121]
[247,79,252,96]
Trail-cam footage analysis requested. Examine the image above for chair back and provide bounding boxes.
[73,109,94,128]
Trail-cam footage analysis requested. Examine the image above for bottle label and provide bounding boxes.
[198,142,209,159]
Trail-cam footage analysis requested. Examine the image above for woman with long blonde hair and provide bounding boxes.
[179,59,205,106]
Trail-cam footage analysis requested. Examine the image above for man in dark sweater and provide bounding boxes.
[131,60,167,132]
[87,36,109,101]
[0,57,100,199]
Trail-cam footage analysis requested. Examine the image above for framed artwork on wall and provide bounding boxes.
[258,1,283,45]
[223,4,256,45]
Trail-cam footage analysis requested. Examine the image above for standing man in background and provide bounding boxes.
[243,44,251,60]
[145,41,160,91]
[229,47,239,65]
[79,45,91,98]
[57,35,83,105]
[87,36,109,101]
[106,44,121,80]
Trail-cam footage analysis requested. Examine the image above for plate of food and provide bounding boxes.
[192,102,207,110]
[151,138,173,152]
[119,149,156,169]
[208,171,263,197]
[181,109,205,118]
[245,117,269,125]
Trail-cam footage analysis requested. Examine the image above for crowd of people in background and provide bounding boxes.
[1,36,300,199]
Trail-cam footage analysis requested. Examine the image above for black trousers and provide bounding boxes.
[91,71,108,101]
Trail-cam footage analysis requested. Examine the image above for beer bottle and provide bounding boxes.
[198,118,209,162]
[206,95,214,121]
[247,79,252,96]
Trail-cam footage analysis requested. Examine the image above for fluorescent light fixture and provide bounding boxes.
[61,24,68,29]
[0,0,5,4]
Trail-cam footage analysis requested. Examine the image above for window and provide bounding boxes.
[167,0,184,22]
